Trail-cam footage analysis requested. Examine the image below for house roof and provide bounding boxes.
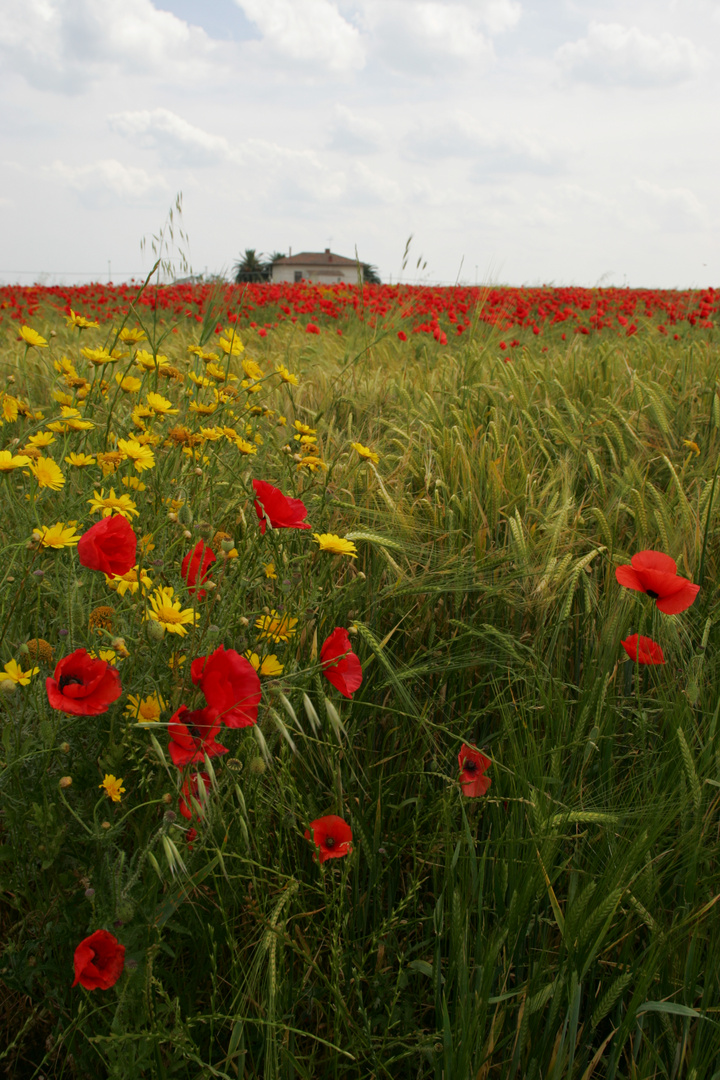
[273,248,358,267]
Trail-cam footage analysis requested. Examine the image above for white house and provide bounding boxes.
[271,249,360,285]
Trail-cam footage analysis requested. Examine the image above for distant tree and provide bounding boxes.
[362,263,382,285]
[262,252,286,281]
[233,249,266,283]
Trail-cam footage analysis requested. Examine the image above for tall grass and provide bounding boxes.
[1,298,720,1079]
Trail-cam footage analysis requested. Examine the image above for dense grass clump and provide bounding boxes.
[1,281,720,1079]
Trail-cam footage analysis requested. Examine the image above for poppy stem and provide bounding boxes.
[698,454,720,589]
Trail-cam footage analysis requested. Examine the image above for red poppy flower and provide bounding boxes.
[168,704,227,767]
[320,628,363,699]
[615,550,699,615]
[77,515,137,578]
[72,929,125,990]
[252,479,311,534]
[458,745,492,798]
[181,540,216,599]
[179,771,212,820]
[305,815,353,863]
[191,646,261,728]
[47,649,122,716]
[621,634,665,665]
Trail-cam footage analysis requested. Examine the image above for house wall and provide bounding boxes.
[272,265,358,285]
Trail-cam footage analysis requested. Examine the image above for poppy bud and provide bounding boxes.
[18,643,29,657]
[147,620,165,641]
[178,504,193,526]
[197,521,212,538]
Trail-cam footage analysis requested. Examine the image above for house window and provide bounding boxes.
[294,270,302,282]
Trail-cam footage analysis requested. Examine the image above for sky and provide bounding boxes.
[0,0,718,289]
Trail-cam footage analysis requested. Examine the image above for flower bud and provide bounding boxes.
[111,637,129,657]
[33,569,44,579]
[0,679,16,696]
[60,742,71,753]
[183,529,192,540]
[85,888,95,899]
[178,504,193,526]
[248,757,267,776]
[162,792,173,804]
[147,620,165,642]
[101,821,112,830]
[197,521,212,538]
[194,467,203,476]
[18,643,29,657]
[164,810,177,823]
[168,512,178,522]
[59,776,72,789]
[239,616,249,627]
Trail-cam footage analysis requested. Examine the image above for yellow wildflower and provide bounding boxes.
[30,456,65,491]
[234,437,258,455]
[219,332,244,356]
[105,565,152,597]
[255,609,298,643]
[206,363,237,382]
[119,327,146,344]
[65,309,99,330]
[683,439,701,456]
[31,522,80,549]
[19,326,48,348]
[313,533,357,557]
[199,426,224,442]
[0,659,39,686]
[276,365,299,385]
[245,651,284,677]
[81,346,117,366]
[115,374,142,393]
[46,406,95,432]
[135,349,169,371]
[88,488,139,519]
[96,450,126,475]
[294,420,316,436]
[145,392,178,417]
[125,691,166,723]
[117,438,155,472]
[188,372,212,388]
[297,455,328,472]
[88,605,115,633]
[122,475,146,491]
[1,395,20,422]
[99,774,125,802]
[52,391,75,406]
[351,441,379,464]
[26,638,53,664]
[189,400,217,416]
[264,562,277,580]
[145,586,198,636]
[0,450,31,471]
[66,452,96,467]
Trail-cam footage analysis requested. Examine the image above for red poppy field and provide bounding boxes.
[1,278,720,1078]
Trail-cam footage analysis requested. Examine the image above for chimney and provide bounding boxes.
[325,247,332,262]
[289,246,292,257]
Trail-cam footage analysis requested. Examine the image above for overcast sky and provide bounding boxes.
[1,0,718,288]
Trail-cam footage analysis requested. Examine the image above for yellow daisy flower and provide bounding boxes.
[19,326,48,348]
[276,365,299,385]
[65,309,99,330]
[145,586,198,636]
[99,774,125,802]
[88,488,139,519]
[313,533,358,557]
[81,346,117,366]
[31,522,80,549]
[0,450,31,471]
[0,659,39,686]
[351,441,379,464]
[117,438,155,472]
[30,456,65,491]
[145,392,178,417]
[297,456,328,472]
[52,391,75,406]
[188,372,212,388]
[65,452,96,467]
[115,373,142,393]
[119,327,146,344]
[219,332,244,356]
[135,349,169,371]
[255,609,298,643]
[294,420,316,436]
[105,565,152,597]
[263,562,277,580]
[234,437,258,455]
[189,400,217,416]
[206,363,237,383]
[125,691,166,723]
[1,395,19,422]
[122,475,146,491]
[96,450,127,475]
[245,651,284,677]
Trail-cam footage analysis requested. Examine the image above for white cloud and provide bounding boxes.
[0,0,216,93]
[403,113,563,174]
[634,178,708,229]
[234,0,365,72]
[556,22,703,86]
[360,1,494,72]
[50,158,168,206]
[327,105,384,154]
[109,109,234,166]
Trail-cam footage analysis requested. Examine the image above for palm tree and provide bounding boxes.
[262,252,286,281]
[362,263,381,284]
[233,249,266,283]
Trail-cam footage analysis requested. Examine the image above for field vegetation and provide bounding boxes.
[0,273,719,1079]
